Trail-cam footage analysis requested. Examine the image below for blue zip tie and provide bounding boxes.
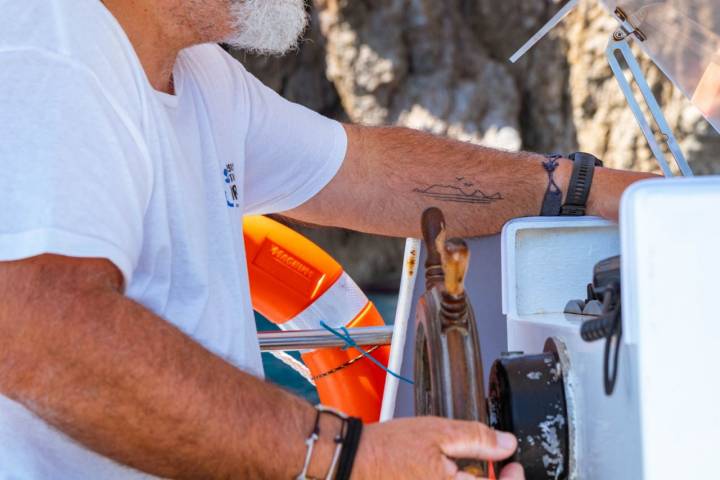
[319,321,414,385]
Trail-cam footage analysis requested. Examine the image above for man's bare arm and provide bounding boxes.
[286,124,655,236]
[0,255,522,479]
[0,254,332,479]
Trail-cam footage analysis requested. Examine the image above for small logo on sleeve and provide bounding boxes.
[223,163,240,208]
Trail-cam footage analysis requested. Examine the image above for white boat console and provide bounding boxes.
[392,177,720,479]
[499,176,720,478]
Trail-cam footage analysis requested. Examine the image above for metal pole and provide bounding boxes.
[509,0,579,63]
[258,326,393,351]
[380,238,422,422]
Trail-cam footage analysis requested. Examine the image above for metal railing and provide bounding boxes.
[257,326,394,352]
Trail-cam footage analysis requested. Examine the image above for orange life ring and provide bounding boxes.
[243,215,390,423]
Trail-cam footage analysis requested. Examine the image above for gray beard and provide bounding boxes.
[226,0,308,55]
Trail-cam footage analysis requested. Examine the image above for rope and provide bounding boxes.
[319,321,414,385]
[267,350,316,387]
[312,346,381,380]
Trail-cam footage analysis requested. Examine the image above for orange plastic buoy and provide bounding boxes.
[243,215,390,423]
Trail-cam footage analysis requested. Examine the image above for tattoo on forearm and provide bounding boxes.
[413,177,503,205]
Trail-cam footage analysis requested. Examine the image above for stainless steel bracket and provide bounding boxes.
[606,30,693,177]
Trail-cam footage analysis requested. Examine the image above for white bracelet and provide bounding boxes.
[296,430,320,480]
[295,405,349,480]
[324,434,344,480]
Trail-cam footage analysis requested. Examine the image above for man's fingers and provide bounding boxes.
[498,462,525,480]
[439,421,517,461]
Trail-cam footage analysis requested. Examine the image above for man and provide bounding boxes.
[0,0,653,479]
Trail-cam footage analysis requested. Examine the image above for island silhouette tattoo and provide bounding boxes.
[414,180,503,204]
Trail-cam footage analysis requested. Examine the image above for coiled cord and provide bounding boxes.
[579,285,622,395]
[580,310,617,341]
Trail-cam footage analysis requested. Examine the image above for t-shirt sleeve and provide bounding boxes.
[237,62,348,215]
[0,50,151,286]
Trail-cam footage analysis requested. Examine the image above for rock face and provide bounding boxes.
[233,0,720,289]
[316,0,522,150]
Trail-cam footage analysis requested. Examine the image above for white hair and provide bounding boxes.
[226,0,309,55]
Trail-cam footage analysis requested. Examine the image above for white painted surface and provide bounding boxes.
[621,176,720,480]
[381,238,421,422]
[501,177,720,478]
[502,217,619,317]
[506,313,642,480]
[502,217,640,479]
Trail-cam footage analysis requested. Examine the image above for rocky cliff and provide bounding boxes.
[233,0,720,289]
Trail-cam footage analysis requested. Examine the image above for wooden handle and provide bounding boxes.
[440,238,470,297]
[459,463,487,477]
[421,207,446,270]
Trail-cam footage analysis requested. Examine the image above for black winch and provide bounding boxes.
[487,340,569,479]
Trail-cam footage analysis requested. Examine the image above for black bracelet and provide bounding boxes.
[560,152,603,216]
[540,154,563,216]
[540,152,603,216]
[333,417,363,480]
[296,405,363,480]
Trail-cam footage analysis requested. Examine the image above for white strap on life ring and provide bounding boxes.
[280,272,369,332]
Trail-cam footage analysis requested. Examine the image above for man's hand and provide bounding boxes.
[0,254,524,479]
[354,417,524,480]
[0,254,329,478]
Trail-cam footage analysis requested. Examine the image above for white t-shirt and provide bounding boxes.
[0,0,347,478]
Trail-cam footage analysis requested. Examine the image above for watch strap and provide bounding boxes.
[559,152,603,216]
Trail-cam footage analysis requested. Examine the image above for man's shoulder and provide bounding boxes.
[1,0,148,108]
[179,44,255,94]
[3,0,117,56]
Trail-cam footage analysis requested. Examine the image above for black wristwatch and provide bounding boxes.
[560,152,603,216]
